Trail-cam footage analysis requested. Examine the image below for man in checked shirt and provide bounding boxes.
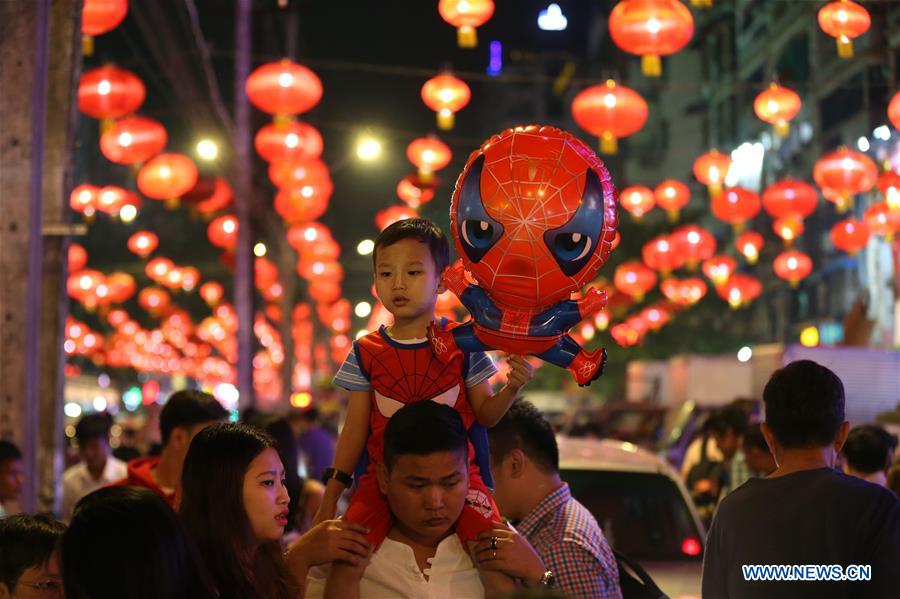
[474,399,622,598]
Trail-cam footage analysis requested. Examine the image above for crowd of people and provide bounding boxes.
[1,217,899,598]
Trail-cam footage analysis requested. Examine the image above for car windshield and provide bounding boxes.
[560,469,703,561]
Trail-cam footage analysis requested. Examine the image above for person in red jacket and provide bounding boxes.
[115,389,228,506]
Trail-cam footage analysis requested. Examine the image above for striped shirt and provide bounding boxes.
[517,484,622,599]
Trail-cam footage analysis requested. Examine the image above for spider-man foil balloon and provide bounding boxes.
[429,125,619,386]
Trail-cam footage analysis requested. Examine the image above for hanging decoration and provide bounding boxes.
[830,219,870,255]
[82,0,128,56]
[78,66,145,128]
[753,83,802,137]
[711,186,761,231]
[608,0,694,77]
[137,154,199,208]
[571,80,648,154]
[773,249,812,288]
[772,215,804,246]
[735,231,764,264]
[406,136,452,184]
[615,261,658,302]
[889,92,900,131]
[99,116,167,165]
[254,121,323,163]
[716,274,762,308]
[127,231,158,259]
[701,255,736,287]
[421,72,471,130]
[438,0,495,48]
[619,185,655,220]
[817,0,870,59]
[642,235,683,276]
[375,205,418,231]
[208,215,239,251]
[761,179,818,220]
[245,59,323,121]
[654,179,690,221]
[813,147,877,213]
[864,202,900,241]
[396,175,436,209]
[693,149,732,197]
[671,224,716,270]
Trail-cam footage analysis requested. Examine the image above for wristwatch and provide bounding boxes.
[537,569,555,587]
[321,467,353,487]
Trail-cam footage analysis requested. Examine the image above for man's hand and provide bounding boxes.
[469,528,546,585]
[505,354,534,393]
[286,519,373,570]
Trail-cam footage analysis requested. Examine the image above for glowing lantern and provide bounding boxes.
[608,0,694,77]
[105,272,136,303]
[619,185,655,219]
[889,92,900,131]
[693,150,732,197]
[78,66,144,123]
[81,0,128,55]
[138,287,171,316]
[421,73,471,130]
[762,179,818,220]
[772,215,804,246]
[145,257,173,282]
[268,158,330,191]
[571,80,648,154]
[199,282,224,307]
[712,187,761,231]
[661,277,707,306]
[406,137,452,183]
[614,261,658,302]
[287,222,334,253]
[208,215,239,250]
[831,218,870,255]
[375,205,418,231]
[137,154,199,207]
[438,0,494,47]
[297,260,344,283]
[99,116,167,165]
[274,187,329,224]
[717,274,762,309]
[864,201,900,240]
[70,184,99,217]
[180,267,200,292]
[254,121,323,163]
[611,323,641,347]
[642,235,682,276]
[735,231,764,265]
[95,186,128,215]
[813,148,877,213]
[753,83,802,137]
[308,280,341,304]
[245,60,323,119]
[654,179,690,221]
[818,0,870,59]
[69,243,87,273]
[67,270,104,303]
[196,178,233,216]
[396,175,436,209]
[773,249,812,288]
[640,305,671,331]
[127,231,158,258]
[876,171,900,209]
[672,224,716,269]
[701,255,736,287]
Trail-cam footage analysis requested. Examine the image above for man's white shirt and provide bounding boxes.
[306,533,485,598]
[61,456,127,521]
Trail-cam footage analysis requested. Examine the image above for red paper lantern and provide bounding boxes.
[717,274,762,308]
[274,187,329,224]
[208,215,238,250]
[614,261,658,302]
[672,224,716,269]
[127,231,158,258]
[773,249,812,288]
[99,116,166,165]
[735,231,764,265]
[145,257,173,282]
[877,170,900,209]
[308,280,342,304]
[406,137,452,183]
[180,267,200,292]
[254,121,323,163]
[396,175,436,209]
[421,73,471,130]
[70,184,99,216]
[611,323,641,347]
[105,272,136,304]
[753,83,802,137]
[297,260,344,283]
[712,187,761,231]
[889,92,900,131]
[661,277,707,306]
[67,270,104,303]
[654,179,690,221]
[287,222,334,253]
[199,282,224,307]
[864,201,900,240]
[693,150,732,197]
[818,0,870,58]
[376,205,418,231]
[82,0,128,55]
[78,66,144,121]
[69,243,88,273]
[438,0,494,47]
[138,287,171,316]
[642,235,683,275]
[701,255,736,287]
[640,305,671,331]
[813,148,877,213]
[572,80,648,154]
[831,218,870,254]
[268,158,331,192]
[95,186,128,215]
[762,179,818,220]
[245,59,322,118]
[619,185,655,219]
[137,154,199,205]
[608,0,694,77]
[196,178,233,216]
[772,215,804,245]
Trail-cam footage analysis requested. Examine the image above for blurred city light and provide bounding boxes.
[253,242,267,257]
[356,136,382,161]
[355,301,372,318]
[737,346,752,362]
[357,239,375,255]
[196,139,219,161]
[538,4,567,31]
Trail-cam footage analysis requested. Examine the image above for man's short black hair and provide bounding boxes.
[0,440,22,463]
[373,218,450,273]
[742,423,768,452]
[159,390,229,446]
[0,514,65,594]
[488,399,559,473]
[383,401,467,471]
[75,413,112,444]
[843,425,896,474]
[763,360,845,449]
[707,403,750,437]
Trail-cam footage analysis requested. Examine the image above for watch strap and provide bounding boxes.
[321,467,353,487]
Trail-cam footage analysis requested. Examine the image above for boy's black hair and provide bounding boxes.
[0,514,65,594]
[0,440,22,463]
[373,218,450,273]
[707,403,750,437]
[159,390,229,446]
[75,413,113,444]
[488,399,559,473]
[763,360,845,449]
[843,425,896,474]
[383,401,468,471]
[742,422,769,452]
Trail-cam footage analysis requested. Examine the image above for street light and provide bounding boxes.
[196,139,219,161]
[357,239,375,255]
[253,242,267,257]
[356,136,382,161]
[355,301,372,318]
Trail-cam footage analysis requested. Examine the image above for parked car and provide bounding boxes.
[558,436,704,599]
[561,402,669,447]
